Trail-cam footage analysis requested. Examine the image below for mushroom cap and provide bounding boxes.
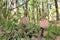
[38,18,50,28]
[19,16,29,26]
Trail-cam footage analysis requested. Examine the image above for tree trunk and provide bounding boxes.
[54,0,59,20]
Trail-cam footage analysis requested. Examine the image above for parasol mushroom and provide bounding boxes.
[19,16,29,26]
[18,16,29,37]
[38,18,50,28]
[38,18,50,38]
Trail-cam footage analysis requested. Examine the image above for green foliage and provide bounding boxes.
[0,0,60,40]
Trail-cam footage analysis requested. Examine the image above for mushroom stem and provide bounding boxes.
[40,27,44,38]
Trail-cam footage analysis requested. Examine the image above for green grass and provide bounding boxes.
[0,21,60,40]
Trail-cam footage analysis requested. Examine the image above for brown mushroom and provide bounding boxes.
[18,16,29,37]
[19,16,29,26]
[38,18,50,38]
[38,18,50,28]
